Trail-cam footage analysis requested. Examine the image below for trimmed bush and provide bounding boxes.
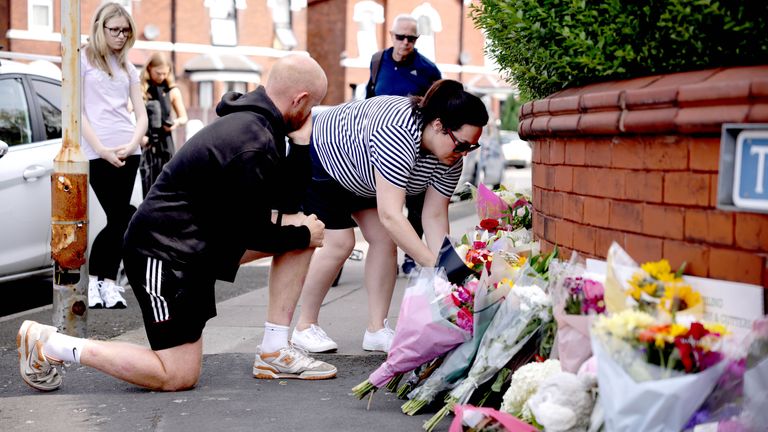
[470,0,768,99]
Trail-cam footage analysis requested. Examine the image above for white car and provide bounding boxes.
[0,59,141,283]
[500,130,532,169]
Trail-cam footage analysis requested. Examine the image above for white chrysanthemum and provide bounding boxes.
[593,309,655,340]
[501,359,562,422]
[514,285,551,311]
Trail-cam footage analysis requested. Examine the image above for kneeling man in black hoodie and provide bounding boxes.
[17,54,335,392]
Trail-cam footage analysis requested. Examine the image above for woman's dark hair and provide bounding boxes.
[411,79,489,131]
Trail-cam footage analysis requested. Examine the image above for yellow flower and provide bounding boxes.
[659,283,701,313]
[641,260,672,279]
[704,323,729,336]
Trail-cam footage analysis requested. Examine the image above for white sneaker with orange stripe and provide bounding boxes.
[253,345,337,380]
[17,320,63,391]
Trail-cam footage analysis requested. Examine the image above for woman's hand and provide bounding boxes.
[114,141,139,161]
[96,146,125,167]
[140,135,150,149]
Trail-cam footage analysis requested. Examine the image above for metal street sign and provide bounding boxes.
[717,124,768,214]
[733,131,768,211]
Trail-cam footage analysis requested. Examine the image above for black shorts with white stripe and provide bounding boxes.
[123,251,217,351]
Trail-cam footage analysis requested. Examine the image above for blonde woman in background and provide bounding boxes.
[140,53,188,196]
[80,2,147,310]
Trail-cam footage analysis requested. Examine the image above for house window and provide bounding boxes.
[28,0,53,33]
[206,0,247,47]
[412,3,442,62]
[353,1,384,60]
[224,81,247,95]
[198,82,213,109]
[268,0,299,50]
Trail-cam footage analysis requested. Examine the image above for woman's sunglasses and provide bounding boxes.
[393,34,418,43]
[447,129,481,153]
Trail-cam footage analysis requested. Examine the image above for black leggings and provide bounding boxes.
[89,155,140,280]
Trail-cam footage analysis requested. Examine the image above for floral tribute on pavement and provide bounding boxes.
[349,185,767,432]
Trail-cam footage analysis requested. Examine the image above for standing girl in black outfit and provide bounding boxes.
[140,52,188,196]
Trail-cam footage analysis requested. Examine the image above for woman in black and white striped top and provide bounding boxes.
[292,80,489,354]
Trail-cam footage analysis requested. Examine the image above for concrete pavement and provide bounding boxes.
[0,200,482,432]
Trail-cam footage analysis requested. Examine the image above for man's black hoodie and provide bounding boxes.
[124,86,310,282]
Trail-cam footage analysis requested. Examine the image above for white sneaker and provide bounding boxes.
[88,276,103,309]
[98,279,127,309]
[17,320,62,391]
[253,345,337,380]
[291,324,338,353]
[362,319,395,353]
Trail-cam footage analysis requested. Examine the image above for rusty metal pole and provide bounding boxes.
[52,0,88,337]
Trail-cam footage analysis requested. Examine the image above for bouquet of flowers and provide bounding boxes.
[551,255,606,373]
[352,268,472,401]
[591,309,728,431]
[473,184,534,253]
[743,317,768,429]
[424,284,552,431]
[402,261,514,415]
[604,242,703,320]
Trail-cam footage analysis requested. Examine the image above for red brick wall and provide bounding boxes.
[0,0,9,51]
[520,66,768,288]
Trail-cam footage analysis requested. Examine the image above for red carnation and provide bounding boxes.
[479,218,500,231]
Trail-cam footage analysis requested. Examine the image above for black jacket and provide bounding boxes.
[124,86,310,282]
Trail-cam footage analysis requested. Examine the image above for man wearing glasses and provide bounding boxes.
[364,14,442,277]
[365,14,441,100]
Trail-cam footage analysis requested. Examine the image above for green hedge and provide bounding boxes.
[470,0,768,100]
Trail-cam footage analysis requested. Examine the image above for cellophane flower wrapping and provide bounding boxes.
[742,317,768,430]
[550,254,606,373]
[403,261,513,414]
[446,284,551,406]
[448,405,538,432]
[604,242,703,320]
[591,311,728,432]
[367,267,472,388]
[475,183,508,220]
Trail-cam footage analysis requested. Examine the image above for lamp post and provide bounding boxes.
[52,0,88,337]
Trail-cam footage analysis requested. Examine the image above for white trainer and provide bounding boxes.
[17,320,62,391]
[98,279,127,309]
[253,345,337,380]
[291,324,338,353]
[362,319,395,353]
[88,276,104,309]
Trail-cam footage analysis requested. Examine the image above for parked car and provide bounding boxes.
[500,130,532,168]
[0,58,141,283]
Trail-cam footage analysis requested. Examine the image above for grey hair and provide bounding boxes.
[390,14,419,36]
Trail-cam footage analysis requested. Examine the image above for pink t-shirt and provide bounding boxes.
[80,50,141,160]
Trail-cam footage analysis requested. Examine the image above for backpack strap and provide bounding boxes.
[365,50,385,99]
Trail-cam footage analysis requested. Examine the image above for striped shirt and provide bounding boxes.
[312,96,463,198]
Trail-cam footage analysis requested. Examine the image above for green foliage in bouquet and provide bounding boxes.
[526,246,558,281]
[470,0,768,99]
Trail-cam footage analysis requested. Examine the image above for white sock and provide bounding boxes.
[260,321,289,353]
[44,332,87,363]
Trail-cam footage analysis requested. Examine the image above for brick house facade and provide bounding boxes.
[1,0,509,133]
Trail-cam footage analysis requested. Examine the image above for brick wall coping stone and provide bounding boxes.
[519,65,768,139]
